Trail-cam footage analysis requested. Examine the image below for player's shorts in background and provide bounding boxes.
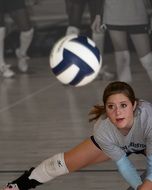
[106,24,149,34]
[0,0,26,12]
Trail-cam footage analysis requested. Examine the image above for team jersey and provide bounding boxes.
[103,0,148,25]
[93,100,152,162]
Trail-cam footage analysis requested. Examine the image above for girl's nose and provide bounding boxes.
[115,107,121,115]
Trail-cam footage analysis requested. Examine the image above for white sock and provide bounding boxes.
[0,27,6,65]
[92,31,105,54]
[66,26,80,35]
[29,153,69,183]
[18,28,34,56]
[115,50,132,83]
[140,52,152,81]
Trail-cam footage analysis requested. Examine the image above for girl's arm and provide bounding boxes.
[116,155,142,189]
[138,155,152,189]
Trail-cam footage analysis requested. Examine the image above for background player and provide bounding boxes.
[92,0,152,82]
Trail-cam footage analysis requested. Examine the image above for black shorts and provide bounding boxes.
[0,0,26,12]
[106,24,149,34]
[90,136,101,150]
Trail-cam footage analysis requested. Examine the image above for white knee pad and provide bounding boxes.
[29,153,69,183]
[66,26,80,35]
[115,50,132,83]
[140,52,152,81]
[92,31,105,54]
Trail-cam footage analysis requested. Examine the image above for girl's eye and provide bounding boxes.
[107,104,115,109]
[121,103,127,108]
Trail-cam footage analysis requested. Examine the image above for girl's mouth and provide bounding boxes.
[116,118,124,123]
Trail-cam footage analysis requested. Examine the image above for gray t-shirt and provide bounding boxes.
[93,100,152,162]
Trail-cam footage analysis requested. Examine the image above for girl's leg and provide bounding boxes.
[0,13,6,65]
[65,0,80,35]
[0,9,14,77]
[64,0,73,18]
[88,0,105,53]
[130,33,152,81]
[64,138,109,172]
[109,30,132,82]
[10,8,34,72]
[88,0,114,81]
[66,0,86,35]
[4,138,109,190]
[29,138,109,182]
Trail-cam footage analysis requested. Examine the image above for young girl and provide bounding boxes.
[1,81,152,190]
[0,0,34,77]
[92,0,152,82]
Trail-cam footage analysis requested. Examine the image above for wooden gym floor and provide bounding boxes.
[0,52,151,190]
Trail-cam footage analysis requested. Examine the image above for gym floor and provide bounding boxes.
[0,51,151,190]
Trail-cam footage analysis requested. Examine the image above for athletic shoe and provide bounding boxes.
[0,64,15,78]
[2,184,19,190]
[16,49,29,72]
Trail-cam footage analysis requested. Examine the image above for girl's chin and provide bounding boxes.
[115,120,127,128]
[116,124,127,130]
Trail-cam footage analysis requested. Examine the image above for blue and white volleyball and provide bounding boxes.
[49,34,102,87]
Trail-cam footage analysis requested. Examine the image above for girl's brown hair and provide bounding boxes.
[89,81,137,122]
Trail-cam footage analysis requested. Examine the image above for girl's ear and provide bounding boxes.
[133,100,137,111]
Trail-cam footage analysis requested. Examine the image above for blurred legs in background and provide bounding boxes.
[0,0,34,77]
[64,0,114,80]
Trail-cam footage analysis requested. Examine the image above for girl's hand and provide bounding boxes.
[137,179,152,190]
[91,15,102,33]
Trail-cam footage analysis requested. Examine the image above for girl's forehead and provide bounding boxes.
[106,93,130,102]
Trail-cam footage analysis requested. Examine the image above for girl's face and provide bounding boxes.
[105,93,136,133]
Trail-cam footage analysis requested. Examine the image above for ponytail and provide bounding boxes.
[89,104,106,122]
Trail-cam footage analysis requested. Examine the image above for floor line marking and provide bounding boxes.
[0,82,57,113]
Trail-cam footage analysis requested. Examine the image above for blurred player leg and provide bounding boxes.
[140,52,152,81]
[114,50,132,83]
[0,2,15,77]
[64,0,79,34]
[65,0,86,35]
[109,30,132,82]
[9,0,34,72]
[131,33,152,81]
[88,0,114,80]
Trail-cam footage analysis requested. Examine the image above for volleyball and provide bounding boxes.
[49,34,102,87]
